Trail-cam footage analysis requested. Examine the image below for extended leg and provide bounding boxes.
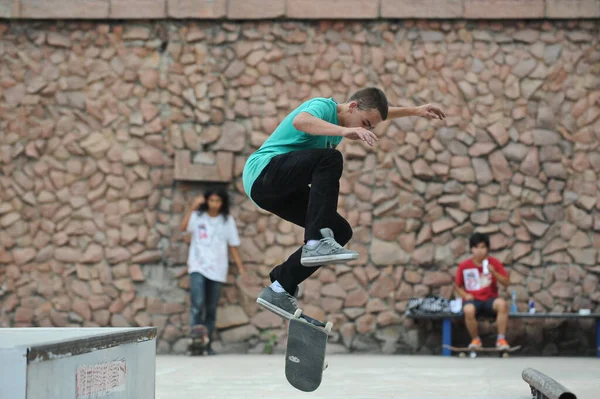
[189,272,206,327]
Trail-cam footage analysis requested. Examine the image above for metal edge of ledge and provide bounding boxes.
[522,367,577,399]
[26,327,158,363]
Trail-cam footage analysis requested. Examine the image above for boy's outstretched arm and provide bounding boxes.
[388,104,446,120]
[293,112,378,146]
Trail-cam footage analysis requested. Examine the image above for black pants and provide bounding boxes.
[251,148,353,295]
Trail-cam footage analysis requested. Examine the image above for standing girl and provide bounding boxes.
[180,187,246,355]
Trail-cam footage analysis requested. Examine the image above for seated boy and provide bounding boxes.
[454,232,511,349]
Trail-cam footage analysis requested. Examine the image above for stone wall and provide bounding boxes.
[0,19,599,356]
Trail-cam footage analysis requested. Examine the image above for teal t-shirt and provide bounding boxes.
[242,97,343,202]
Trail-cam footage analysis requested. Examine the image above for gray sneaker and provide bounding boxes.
[256,286,298,319]
[300,228,359,267]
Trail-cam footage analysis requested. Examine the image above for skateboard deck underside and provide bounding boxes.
[285,318,327,392]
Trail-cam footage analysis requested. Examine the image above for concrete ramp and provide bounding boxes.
[0,327,157,399]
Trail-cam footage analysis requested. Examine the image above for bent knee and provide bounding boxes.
[494,298,508,312]
[321,149,344,171]
[334,217,353,245]
[463,304,476,319]
[325,148,343,163]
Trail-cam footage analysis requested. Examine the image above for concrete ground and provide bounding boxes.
[155,354,599,399]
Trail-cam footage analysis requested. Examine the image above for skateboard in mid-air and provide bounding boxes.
[187,324,210,356]
[285,308,333,392]
[443,344,522,358]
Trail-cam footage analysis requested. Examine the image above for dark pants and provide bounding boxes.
[189,272,222,339]
[464,298,497,318]
[251,148,353,296]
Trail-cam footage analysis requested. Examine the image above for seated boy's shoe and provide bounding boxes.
[256,286,298,319]
[300,228,359,267]
[496,338,510,350]
[468,338,482,349]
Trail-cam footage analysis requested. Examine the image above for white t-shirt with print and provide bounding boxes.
[186,212,241,283]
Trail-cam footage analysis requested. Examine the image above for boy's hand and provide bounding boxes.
[464,294,474,301]
[416,104,446,120]
[342,127,378,146]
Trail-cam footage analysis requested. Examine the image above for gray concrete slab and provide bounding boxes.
[0,327,150,348]
[156,354,599,399]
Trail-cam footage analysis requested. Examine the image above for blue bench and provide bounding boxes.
[406,312,600,357]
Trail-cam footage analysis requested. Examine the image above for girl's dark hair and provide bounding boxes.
[469,232,490,249]
[197,187,230,219]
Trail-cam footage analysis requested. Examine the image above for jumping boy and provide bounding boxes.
[242,87,446,319]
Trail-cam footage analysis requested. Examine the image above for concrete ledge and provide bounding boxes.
[287,0,379,19]
[1,0,599,19]
[546,0,600,18]
[167,0,227,19]
[19,0,109,19]
[381,0,463,19]
[228,0,285,19]
[464,0,545,19]
[0,0,20,18]
[110,0,167,19]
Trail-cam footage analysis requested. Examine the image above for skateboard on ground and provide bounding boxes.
[443,344,522,358]
[285,308,333,392]
[188,324,210,356]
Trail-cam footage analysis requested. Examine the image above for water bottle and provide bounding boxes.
[528,299,536,314]
[482,259,489,275]
[510,291,518,314]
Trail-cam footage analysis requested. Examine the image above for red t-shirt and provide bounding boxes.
[455,256,508,301]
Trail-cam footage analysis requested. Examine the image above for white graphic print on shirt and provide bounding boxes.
[463,267,493,292]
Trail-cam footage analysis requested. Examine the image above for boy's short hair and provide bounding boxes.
[348,87,388,121]
[469,232,490,249]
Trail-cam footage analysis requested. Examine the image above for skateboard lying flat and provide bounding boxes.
[443,344,522,358]
[285,308,333,392]
[188,324,210,356]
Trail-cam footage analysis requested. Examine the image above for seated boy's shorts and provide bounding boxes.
[464,298,497,317]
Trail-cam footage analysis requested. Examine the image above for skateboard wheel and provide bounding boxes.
[502,352,510,358]
[294,309,302,319]
[324,322,333,333]
[458,352,466,358]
